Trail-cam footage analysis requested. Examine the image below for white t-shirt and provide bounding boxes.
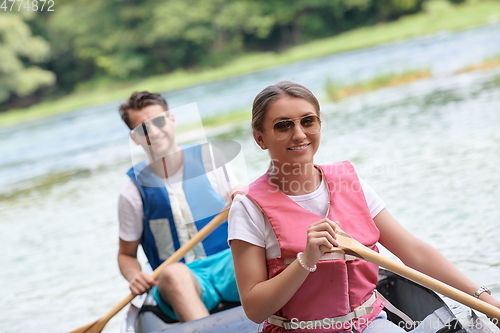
[118,150,238,242]
[228,178,385,259]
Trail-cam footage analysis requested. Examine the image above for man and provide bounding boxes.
[117,91,239,322]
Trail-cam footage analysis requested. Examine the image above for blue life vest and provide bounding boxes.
[127,145,228,270]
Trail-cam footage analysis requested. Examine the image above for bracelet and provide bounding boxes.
[297,252,317,272]
[473,286,491,298]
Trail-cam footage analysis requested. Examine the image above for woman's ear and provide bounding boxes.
[253,130,267,150]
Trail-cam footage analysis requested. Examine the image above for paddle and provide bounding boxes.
[321,228,500,321]
[68,208,230,333]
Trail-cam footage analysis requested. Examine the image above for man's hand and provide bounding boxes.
[129,271,157,295]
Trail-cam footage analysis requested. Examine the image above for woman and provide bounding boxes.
[228,81,500,333]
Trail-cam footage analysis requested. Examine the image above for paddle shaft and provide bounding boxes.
[106,208,229,320]
[323,233,500,320]
[69,209,229,333]
[356,246,500,318]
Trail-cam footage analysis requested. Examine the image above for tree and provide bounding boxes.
[46,0,274,79]
[0,12,55,105]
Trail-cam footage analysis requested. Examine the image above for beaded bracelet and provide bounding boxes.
[297,252,317,272]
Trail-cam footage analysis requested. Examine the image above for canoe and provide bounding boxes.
[121,269,494,333]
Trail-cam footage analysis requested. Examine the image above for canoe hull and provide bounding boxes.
[122,269,494,333]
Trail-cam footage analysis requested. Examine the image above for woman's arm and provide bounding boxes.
[374,208,500,308]
[230,218,339,323]
[231,240,309,323]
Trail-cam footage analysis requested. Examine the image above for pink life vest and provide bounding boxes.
[245,161,385,333]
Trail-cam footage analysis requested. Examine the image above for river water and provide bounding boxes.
[1,24,499,333]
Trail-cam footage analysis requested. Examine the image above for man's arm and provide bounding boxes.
[118,238,157,295]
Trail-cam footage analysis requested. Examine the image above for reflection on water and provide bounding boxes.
[1,25,500,333]
[0,169,93,202]
[481,73,500,90]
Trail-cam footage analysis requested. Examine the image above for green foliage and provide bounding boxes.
[2,0,499,126]
[45,0,274,79]
[0,0,492,111]
[0,12,55,103]
[41,0,427,83]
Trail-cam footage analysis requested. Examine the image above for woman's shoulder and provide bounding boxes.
[231,193,260,212]
[230,193,270,225]
[228,194,269,244]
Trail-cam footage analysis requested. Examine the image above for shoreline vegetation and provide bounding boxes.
[324,53,500,101]
[325,70,433,101]
[456,54,500,73]
[1,1,500,128]
[212,52,500,127]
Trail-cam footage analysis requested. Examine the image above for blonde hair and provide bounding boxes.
[251,81,320,132]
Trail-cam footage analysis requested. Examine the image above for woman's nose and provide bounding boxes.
[291,120,307,140]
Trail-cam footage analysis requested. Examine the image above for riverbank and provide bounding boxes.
[325,70,432,100]
[457,54,500,73]
[1,0,499,128]
[324,52,500,101]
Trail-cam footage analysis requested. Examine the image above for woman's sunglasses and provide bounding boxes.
[271,114,321,141]
[131,114,168,137]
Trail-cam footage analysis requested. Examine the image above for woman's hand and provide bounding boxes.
[302,218,339,269]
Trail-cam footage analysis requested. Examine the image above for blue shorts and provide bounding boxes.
[151,248,239,321]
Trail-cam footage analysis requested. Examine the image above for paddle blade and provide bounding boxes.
[67,319,107,333]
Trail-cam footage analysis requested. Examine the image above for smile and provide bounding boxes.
[288,144,309,151]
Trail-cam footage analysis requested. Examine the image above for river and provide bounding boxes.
[0,24,499,332]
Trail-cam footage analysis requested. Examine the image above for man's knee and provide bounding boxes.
[159,262,185,284]
[159,262,198,291]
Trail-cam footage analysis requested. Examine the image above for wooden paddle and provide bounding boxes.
[321,228,500,321]
[68,209,230,333]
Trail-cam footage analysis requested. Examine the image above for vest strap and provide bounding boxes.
[267,292,377,330]
[283,249,366,265]
[283,251,357,265]
[375,290,413,325]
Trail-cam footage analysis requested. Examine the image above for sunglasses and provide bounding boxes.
[271,114,321,140]
[131,114,168,137]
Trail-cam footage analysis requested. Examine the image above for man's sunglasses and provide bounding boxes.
[271,114,321,141]
[131,114,168,137]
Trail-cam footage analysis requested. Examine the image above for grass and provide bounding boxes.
[1,0,500,128]
[172,109,250,135]
[325,70,432,100]
[456,53,500,73]
[324,51,500,101]
[0,169,92,201]
[201,109,250,128]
